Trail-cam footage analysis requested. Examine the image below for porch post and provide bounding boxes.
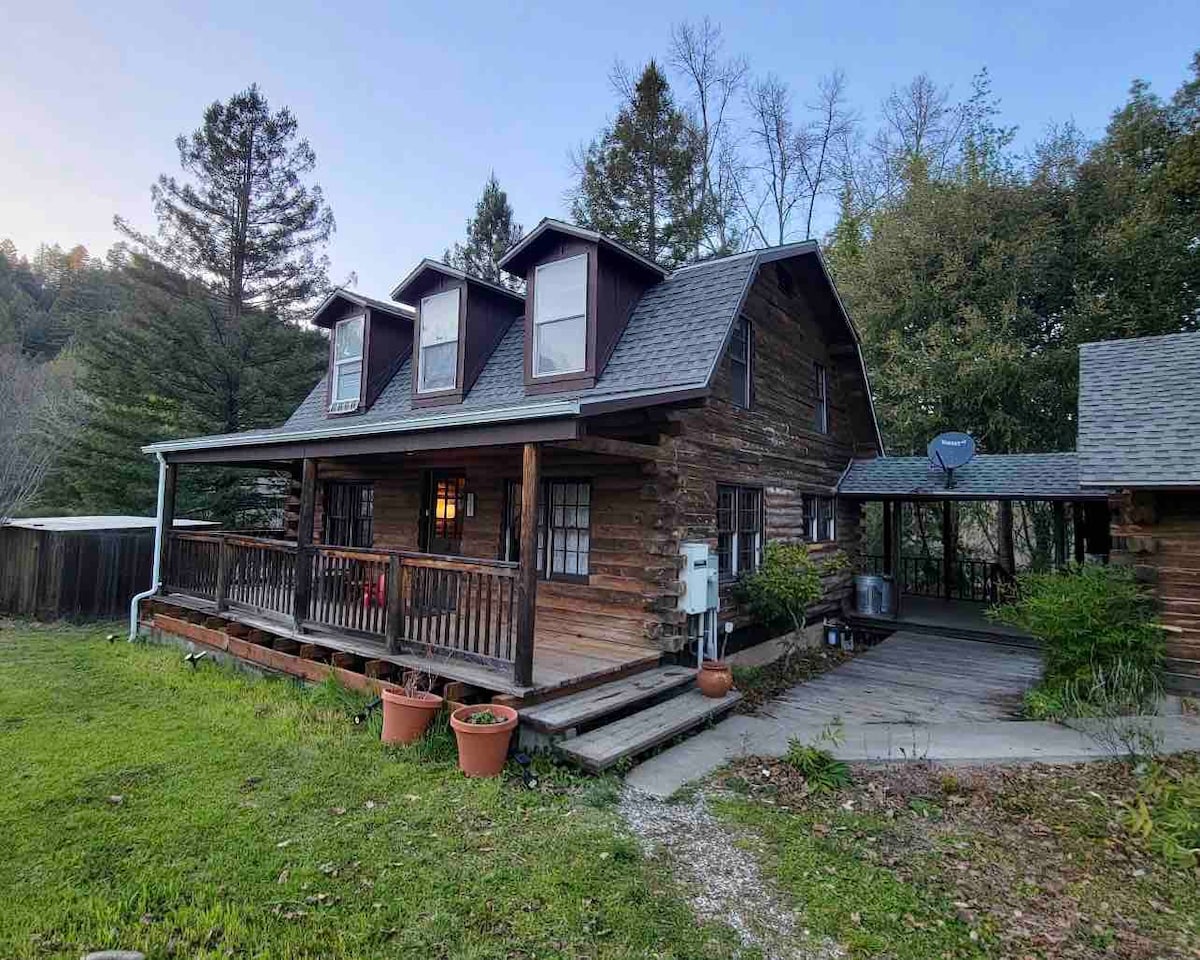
[292,458,318,633]
[1073,501,1086,564]
[1052,501,1067,569]
[159,462,178,594]
[942,499,955,601]
[514,442,540,687]
[881,501,894,575]
[891,499,904,615]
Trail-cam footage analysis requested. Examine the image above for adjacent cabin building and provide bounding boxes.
[141,220,882,699]
[1078,331,1200,693]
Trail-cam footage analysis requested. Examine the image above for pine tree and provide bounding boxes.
[444,173,524,287]
[116,84,334,327]
[571,62,702,268]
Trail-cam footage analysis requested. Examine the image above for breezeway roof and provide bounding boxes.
[837,453,1108,501]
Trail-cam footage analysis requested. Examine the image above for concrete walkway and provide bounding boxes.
[625,631,1200,799]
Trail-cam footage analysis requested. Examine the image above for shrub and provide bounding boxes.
[783,721,851,793]
[735,540,838,636]
[992,564,1165,718]
[1123,760,1200,867]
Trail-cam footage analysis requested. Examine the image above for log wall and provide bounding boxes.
[1111,489,1200,690]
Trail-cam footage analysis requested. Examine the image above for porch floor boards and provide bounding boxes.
[150,593,661,698]
[848,595,1036,646]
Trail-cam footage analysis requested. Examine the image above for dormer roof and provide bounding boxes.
[498,218,666,280]
[312,288,414,327]
[391,259,525,307]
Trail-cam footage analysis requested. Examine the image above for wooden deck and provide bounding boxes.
[144,592,661,700]
[848,595,1036,647]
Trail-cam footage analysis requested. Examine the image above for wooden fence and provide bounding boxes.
[164,532,520,668]
[0,526,155,620]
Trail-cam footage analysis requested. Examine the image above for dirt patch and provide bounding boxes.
[717,755,1200,959]
[618,788,844,960]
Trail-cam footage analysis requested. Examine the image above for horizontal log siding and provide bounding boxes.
[1111,490,1200,682]
[651,265,876,643]
[308,449,667,651]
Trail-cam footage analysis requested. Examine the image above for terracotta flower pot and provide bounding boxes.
[449,704,519,777]
[381,689,444,745]
[697,661,734,698]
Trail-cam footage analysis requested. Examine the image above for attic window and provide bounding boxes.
[330,315,364,412]
[417,288,460,393]
[532,254,587,377]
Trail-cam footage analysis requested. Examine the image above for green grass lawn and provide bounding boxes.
[0,623,740,960]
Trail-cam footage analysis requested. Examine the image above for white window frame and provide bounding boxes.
[329,315,365,412]
[718,484,763,580]
[532,254,588,378]
[417,288,461,394]
[805,494,837,543]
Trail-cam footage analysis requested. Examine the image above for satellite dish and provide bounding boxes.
[927,433,975,488]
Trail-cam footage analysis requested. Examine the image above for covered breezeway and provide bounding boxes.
[838,452,1113,616]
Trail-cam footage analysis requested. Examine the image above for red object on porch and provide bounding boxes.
[363,573,386,608]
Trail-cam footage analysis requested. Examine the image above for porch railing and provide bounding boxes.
[863,554,1009,604]
[163,532,519,668]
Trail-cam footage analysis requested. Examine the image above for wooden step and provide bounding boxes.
[519,666,697,733]
[555,688,742,772]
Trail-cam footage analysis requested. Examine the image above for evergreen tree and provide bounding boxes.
[444,173,524,287]
[571,62,702,268]
[116,83,335,328]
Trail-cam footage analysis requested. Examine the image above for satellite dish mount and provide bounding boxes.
[927,432,976,490]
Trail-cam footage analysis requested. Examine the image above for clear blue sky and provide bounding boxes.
[2,0,1197,297]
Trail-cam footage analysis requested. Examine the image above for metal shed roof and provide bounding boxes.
[2,516,215,532]
[838,453,1107,501]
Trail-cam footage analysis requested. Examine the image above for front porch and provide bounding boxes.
[150,529,661,698]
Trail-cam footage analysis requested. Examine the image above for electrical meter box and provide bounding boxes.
[680,542,715,615]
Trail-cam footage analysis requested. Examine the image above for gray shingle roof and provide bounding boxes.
[1078,331,1200,487]
[278,250,758,433]
[838,453,1101,500]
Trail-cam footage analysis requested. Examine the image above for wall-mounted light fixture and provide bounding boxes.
[465,492,476,518]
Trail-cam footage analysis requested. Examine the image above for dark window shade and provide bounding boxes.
[729,317,751,408]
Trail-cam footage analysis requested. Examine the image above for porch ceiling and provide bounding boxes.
[838,453,1110,501]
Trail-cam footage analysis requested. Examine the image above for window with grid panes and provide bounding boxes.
[717,484,762,579]
[323,482,374,547]
[547,481,590,579]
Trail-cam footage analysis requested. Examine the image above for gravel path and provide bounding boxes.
[618,787,843,960]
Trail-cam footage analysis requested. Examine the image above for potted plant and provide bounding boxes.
[381,670,444,745]
[449,704,519,777]
[697,631,735,698]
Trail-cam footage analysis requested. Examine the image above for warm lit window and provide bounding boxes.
[729,316,751,408]
[814,361,829,433]
[717,485,762,579]
[331,316,364,410]
[532,254,587,377]
[418,288,460,392]
[323,482,374,547]
[804,494,836,542]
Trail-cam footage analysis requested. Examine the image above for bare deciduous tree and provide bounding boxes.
[669,18,748,256]
[740,71,855,245]
[0,348,78,523]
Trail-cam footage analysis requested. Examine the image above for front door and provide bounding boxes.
[420,472,465,555]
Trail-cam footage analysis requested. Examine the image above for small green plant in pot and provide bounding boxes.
[449,703,519,777]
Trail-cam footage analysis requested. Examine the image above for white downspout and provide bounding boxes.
[128,453,168,641]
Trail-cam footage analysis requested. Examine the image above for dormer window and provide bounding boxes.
[330,315,364,412]
[532,254,587,377]
[417,288,461,393]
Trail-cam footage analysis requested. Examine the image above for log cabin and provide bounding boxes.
[139,219,883,705]
[1078,331,1200,693]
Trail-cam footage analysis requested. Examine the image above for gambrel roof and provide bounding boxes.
[144,241,882,458]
